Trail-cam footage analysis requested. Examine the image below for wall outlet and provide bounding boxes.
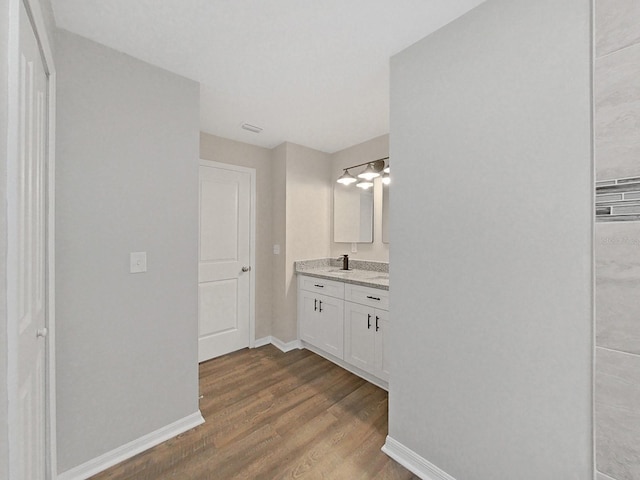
[130,252,147,273]
[351,243,358,253]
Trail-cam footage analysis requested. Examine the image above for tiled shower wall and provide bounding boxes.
[595,1,640,479]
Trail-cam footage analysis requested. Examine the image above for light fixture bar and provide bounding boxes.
[343,157,389,172]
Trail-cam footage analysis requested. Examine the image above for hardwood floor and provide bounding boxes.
[90,345,418,479]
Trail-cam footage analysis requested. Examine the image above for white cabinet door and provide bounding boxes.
[374,309,389,382]
[299,290,344,359]
[344,301,376,373]
[299,289,321,346]
[317,294,344,359]
[345,302,389,381]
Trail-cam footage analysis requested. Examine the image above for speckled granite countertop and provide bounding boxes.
[295,258,389,290]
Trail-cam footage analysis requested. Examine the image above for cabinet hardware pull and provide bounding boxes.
[314,284,324,288]
[319,300,323,313]
[376,316,380,332]
[314,299,317,311]
[367,314,371,329]
[366,295,380,301]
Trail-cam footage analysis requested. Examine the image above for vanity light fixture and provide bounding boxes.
[356,180,374,189]
[358,163,381,181]
[336,157,388,185]
[337,169,358,185]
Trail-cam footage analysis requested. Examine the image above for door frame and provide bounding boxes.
[6,0,57,477]
[198,159,257,349]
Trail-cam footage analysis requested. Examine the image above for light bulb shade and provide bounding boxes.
[357,163,380,180]
[382,172,390,185]
[383,165,390,174]
[356,180,374,189]
[337,169,357,185]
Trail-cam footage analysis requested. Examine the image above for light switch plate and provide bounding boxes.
[273,244,280,255]
[130,252,147,273]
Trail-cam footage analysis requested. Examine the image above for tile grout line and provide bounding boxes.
[596,38,640,61]
[596,345,640,359]
[596,470,618,480]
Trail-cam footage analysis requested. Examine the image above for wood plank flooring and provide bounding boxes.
[90,345,418,479]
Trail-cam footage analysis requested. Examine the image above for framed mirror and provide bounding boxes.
[334,183,374,243]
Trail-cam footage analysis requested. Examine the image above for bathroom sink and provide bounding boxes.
[327,269,351,275]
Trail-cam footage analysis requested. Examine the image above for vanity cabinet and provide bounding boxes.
[297,272,389,388]
[298,277,345,359]
[344,285,389,382]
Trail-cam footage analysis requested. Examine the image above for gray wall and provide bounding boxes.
[0,1,10,476]
[271,143,288,341]
[55,29,200,473]
[388,1,593,479]
[284,143,332,342]
[594,1,640,479]
[271,142,331,343]
[271,142,332,343]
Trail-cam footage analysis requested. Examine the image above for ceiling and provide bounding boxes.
[51,0,484,153]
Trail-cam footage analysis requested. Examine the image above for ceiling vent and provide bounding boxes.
[241,123,263,134]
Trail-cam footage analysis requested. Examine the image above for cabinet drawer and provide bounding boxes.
[299,275,345,299]
[344,283,389,310]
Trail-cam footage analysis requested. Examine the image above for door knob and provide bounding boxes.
[36,328,48,338]
[241,266,251,272]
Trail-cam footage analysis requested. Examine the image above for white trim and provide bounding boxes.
[198,159,257,351]
[271,337,302,353]
[57,411,205,480]
[382,436,457,480]
[6,0,57,478]
[589,2,596,477]
[6,0,20,475]
[253,336,272,348]
[252,336,302,353]
[249,165,256,348]
[46,70,58,479]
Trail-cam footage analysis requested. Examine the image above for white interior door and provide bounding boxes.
[198,163,252,362]
[16,1,48,477]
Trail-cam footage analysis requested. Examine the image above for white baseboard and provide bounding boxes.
[57,411,205,480]
[253,336,301,353]
[253,336,272,348]
[382,436,457,480]
[271,336,302,352]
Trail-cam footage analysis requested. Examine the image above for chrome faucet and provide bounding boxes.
[338,254,349,270]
